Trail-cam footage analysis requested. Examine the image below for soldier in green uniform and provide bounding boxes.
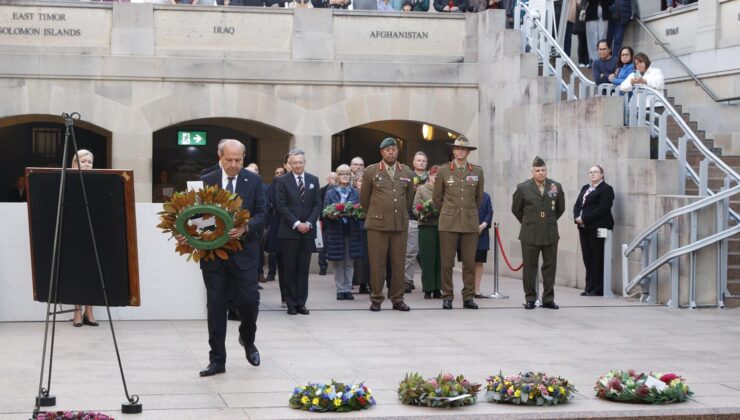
[360,138,415,312]
[511,156,565,310]
[433,136,485,310]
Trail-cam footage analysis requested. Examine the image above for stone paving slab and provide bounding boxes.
[2,274,740,419]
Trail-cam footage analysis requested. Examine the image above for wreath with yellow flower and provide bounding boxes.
[485,372,575,406]
[157,185,250,263]
[289,381,376,412]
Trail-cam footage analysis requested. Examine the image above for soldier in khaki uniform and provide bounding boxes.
[433,136,485,310]
[360,138,415,312]
[511,156,565,310]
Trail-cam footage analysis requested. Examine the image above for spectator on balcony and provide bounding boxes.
[592,40,618,85]
[585,0,611,64]
[566,0,590,68]
[313,0,351,7]
[607,0,638,55]
[618,52,664,93]
[608,46,634,91]
[468,0,499,11]
[289,0,313,7]
[401,0,429,11]
[433,0,467,12]
[377,0,395,10]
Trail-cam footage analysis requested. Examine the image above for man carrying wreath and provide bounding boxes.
[198,139,266,376]
[433,136,485,310]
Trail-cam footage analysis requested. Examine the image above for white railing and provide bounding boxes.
[517,5,739,308]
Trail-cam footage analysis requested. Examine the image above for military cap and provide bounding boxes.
[379,137,398,149]
[446,136,477,150]
[532,156,546,167]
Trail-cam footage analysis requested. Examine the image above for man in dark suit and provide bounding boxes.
[511,156,565,310]
[197,139,266,377]
[573,165,615,296]
[7,175,26,202]
[274,149,322,315]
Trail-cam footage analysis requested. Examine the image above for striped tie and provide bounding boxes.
[298,175,305,198]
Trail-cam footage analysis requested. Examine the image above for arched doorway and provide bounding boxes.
[0,114,111,202]
[332,120,460,171]
[151,117,292,202]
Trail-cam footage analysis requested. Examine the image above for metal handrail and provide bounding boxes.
[516,1,596,100]
[624,224,740,295]
[634,18,740,103]
[623,184,740,257]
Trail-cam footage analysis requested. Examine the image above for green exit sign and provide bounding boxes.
[178,131,207,146]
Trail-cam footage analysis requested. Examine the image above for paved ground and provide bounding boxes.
[2,272,740,419]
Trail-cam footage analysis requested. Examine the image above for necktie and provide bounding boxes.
[298,175,305,198]
[387,164,395,179]
[226,177,234,194]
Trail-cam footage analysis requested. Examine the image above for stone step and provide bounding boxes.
[729,253,740,266]
[731,239,740,253]
[686,154,740,166]
[729,266,740,281]
[725,296,740,308]
[727,281,740,295]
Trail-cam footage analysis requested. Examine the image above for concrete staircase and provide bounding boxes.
[665,97,740,307]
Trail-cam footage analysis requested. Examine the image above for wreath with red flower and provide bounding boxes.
[595,370,692,404]
[157,185,250,263]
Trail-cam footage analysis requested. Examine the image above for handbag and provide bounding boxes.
[573,0,588,35]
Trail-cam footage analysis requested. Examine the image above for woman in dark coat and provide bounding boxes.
[265,167,288,306]
[323,164,364,300]
[474,191,493,298]
[573,165,615,296]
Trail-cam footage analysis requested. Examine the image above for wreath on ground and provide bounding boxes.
[36,412,114,420]
[595,370,692,404]
[485,372,576,406]
[398,372,480,408]
[289,381,376,412]
[157,185,250,263]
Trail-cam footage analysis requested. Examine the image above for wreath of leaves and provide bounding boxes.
[398,372,480,408]
[595,370,693,404]
[157,185,250,263]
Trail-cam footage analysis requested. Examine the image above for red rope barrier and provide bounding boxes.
[495,226,523,272]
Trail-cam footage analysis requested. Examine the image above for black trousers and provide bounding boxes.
[579,228,605,295]
[202,247,260,366]
[281,236,313,308]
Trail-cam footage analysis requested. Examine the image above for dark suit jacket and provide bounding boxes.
[585,0,613,21]
[477,191,493,251]
[573,181,615,230]
[274,171,322,240]
[7,187,25,202]
[511,178,565,246]
[200,168,266,270]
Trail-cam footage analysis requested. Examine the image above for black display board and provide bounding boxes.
[26,168,140,307]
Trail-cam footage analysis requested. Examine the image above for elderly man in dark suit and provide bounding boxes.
[274,149,322,315]
[198,139,266,377]
[573,165,615,296]
[511,156,565,310]
[7,175,26,202]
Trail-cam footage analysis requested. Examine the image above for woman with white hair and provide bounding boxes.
[69,149,99,327]
[323,164,363,300]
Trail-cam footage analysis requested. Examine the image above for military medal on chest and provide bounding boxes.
[551,200,555,211]
[447,175,455,185]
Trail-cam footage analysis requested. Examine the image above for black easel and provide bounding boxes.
[32,112,142,418]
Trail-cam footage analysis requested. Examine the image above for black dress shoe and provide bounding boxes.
[238,337,261,367]
[474,293,485,299]
[199,363,225,377]
[542,301,559,310]
[369,302,381,312]
[343,292,354,300]
[266,275,275,281]
[359,286,370,294]
[392,302,410,311]
[337,293,345,301]
[257,285,263,290]
[82,314,99,327]
[296,305,310,315]
[410,284,416,290]
[463,300,478,309]
[442,300,453,310]
[432,290,442,299]
[258,274,267,283]
[287,307,297,315]
[580,291,592,296]
[405,287,413,294]
[523,301,536,310]
[319,269,327,276]
[424,292,432,299]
